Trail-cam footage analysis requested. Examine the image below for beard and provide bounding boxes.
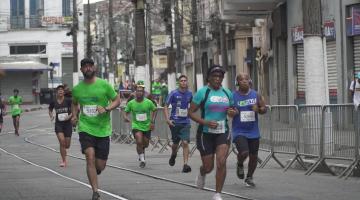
[83,71,96,79]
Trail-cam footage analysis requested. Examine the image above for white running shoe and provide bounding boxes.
[212,193,223,200]
[196,173,206,189]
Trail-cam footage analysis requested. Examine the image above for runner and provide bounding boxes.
[188,65,235,200]
[232,73,267,187]
[49,85,73,167]
[164,75,193,173]
[124,82,157,168]
[8,89,23,136]
[71,58,121,200]
[0,95,5,133]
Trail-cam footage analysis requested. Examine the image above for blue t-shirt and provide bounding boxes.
[166,89,193,124]
[192,86,233,133]
[232,89,260,140]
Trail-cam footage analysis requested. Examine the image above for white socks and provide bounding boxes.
[139,153,145,162]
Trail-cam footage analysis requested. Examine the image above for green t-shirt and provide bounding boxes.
[8,96,22,116]
[152,82,161,95]
[72,78,117,137]
[125,98,156,131]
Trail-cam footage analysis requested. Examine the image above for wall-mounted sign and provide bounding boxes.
[291,26,304,44]
[324,20,336,39]
[346,5,360,36]
[41,16,72,26]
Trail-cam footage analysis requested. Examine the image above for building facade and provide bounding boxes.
[0,0,85,103]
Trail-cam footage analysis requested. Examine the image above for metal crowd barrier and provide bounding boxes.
[111,104,360,178]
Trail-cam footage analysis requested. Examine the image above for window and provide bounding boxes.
[30,0,44,28]
[62,0,73,17]
[10,0,25,29]
[10,45,46,55]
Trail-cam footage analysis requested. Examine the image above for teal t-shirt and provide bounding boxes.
[72,78,117,137]
[192,86,233,133]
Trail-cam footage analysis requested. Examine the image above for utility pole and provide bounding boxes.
[303,0,328,104]
[86,0,92,58]
[191,0,203,90]
[72,0,78,88]
[133,0,147,88]
[109,0,117,85]
[146,2,153,92]
[175,0,182,75]
[163,0,176,91]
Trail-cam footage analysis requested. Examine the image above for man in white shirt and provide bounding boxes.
[349,72,360,107]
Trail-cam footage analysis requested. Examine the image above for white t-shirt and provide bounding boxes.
[349,80,360,106]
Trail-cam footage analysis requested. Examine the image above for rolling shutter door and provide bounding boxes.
[354,36,360,74]
[296,44,305,97]
[326,40,337,96]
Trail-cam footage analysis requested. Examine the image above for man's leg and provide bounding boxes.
[84,147,99,193]
[15,116,20,135]
[182,141,189,165]
[134,131,146,167]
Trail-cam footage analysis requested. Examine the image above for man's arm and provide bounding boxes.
[71,98,79,125]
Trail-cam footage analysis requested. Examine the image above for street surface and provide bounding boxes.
[0,110,359,200]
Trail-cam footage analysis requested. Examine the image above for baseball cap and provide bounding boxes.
[137,80,145,88]
[80,58,94,67]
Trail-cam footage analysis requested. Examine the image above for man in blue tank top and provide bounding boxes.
[232,73,267,187]
[164,75,193,173]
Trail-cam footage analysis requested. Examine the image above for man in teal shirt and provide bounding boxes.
[8,89,22,136]
[71,58,121,200]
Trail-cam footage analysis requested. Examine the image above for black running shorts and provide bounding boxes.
[79,132,110,160]
[196,131,230,156]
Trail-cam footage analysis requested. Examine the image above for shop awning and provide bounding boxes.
[0,61,52,71]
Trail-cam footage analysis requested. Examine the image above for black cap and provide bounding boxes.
[80,58,94,67]
[207,65,225,76]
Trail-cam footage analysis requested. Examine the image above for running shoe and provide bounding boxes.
[92,192,102,200]
[169,154,177,166]
[139,161,146,168]
[196,173,206,189]
[236,162,244,179]
[212,193,223,200]
[245,177,256,187]
[182,164,191,173]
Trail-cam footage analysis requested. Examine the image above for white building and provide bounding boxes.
[0,0,84,103]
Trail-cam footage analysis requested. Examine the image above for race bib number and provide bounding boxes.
[240,111,255,122]
[58,113,69,121]
[13,104,20,110]
[136,113,147,121]
[177,108,188,117]
[208,120,226,134]
[83,105,98,117]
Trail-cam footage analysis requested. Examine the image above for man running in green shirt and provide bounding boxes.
[71,58,121,200]
[124,82,157,168]
[8,89,22,136]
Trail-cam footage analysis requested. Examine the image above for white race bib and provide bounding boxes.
[58,113,69,121]
[240,111,255,122]
[208,120,226,134]
[136,113,147,121]
[83,105,98,117]
[177,108,188,117]
[13,104,20,110]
